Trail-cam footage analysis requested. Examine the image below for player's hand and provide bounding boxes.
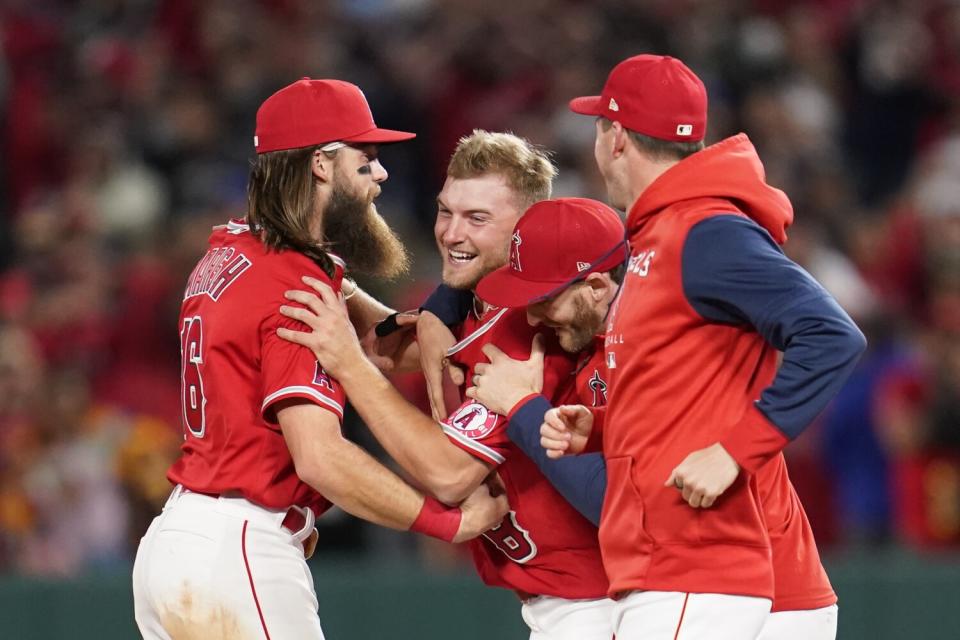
[540,405,593,459]
[665,443,741,509]
[484,470,507,498]
[417,311,462,420]
[465,334,545,415]
[278,276,364,376]
[360,311,420,373]
[453,481,509,543]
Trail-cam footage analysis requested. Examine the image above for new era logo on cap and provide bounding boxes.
[577,261,591,272]
[609,98,619,112]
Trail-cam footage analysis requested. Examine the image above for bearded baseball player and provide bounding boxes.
[468,198,841,640]
[533,54,864,638]
[278,131,616,639]
[131,79,508,640]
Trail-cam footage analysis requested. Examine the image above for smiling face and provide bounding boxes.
[434,173,525,290]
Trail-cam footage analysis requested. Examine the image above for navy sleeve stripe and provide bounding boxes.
[682,215,867,440]
[507,395,606,525]
[420,284,474,327]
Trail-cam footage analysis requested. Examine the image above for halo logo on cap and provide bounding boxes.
[510,231,523,272]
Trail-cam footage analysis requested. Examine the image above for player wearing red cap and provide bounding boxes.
[534,54,864,639]
[468,198,841,640]
[131,79,508,640]
[278,132,616,639]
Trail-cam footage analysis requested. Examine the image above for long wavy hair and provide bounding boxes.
[246,146,335,277]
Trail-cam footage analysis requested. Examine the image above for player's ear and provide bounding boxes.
[584,272,611,301]
[611,121,628,157]
[311,149,333,184]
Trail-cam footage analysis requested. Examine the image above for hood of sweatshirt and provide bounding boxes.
[626,133,793,244]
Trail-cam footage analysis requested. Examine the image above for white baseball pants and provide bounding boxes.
[612,590,771,639]
[520,594,615,639]
[757,605,838,640]
[133,486,322,640]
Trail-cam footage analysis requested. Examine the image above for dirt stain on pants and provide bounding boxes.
[159,586,251,640]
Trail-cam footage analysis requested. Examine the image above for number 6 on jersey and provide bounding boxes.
[180,315,207,438]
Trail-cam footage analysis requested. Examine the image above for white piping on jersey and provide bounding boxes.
[225,220,250,234]
[446,308,510,357]
[262,386,344,418]
[220,220,348,269]
[440,423,506,465]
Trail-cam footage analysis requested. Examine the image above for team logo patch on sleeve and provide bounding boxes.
[445,401,500,440]
[312,361,334,391]
[587,369,608,406]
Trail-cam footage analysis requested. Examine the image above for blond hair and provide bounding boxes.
[446,130,556,209]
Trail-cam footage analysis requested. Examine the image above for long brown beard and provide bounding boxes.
[323,183,410,279]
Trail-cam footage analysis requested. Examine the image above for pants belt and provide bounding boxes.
[167,484,316,542]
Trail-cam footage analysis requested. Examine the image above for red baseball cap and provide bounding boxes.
[569,54,707,142]
[254,78,416,154]
[476,198,627,308]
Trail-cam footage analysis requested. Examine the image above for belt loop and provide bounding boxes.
[287,505,316,542]
[164,484,184,510]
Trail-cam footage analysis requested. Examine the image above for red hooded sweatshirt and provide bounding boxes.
[601,134,817,599]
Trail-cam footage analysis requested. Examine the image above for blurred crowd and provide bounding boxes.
[0,0,958,577]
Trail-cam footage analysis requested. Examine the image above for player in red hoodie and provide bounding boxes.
[537,55,865,639]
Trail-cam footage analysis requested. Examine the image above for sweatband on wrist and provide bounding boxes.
[375,312,401,337]
[409,496,462,542]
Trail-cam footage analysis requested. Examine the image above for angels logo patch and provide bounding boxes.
[446,401,499,440]
[312,361,334,391]
[587,369,608,406]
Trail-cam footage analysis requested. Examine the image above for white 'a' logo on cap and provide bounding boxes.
[609,98,620,112]
[676,124,693,136]
[510,231,522,272]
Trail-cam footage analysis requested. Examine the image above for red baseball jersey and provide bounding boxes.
[167,219,346,518]
[442,307,609,599]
